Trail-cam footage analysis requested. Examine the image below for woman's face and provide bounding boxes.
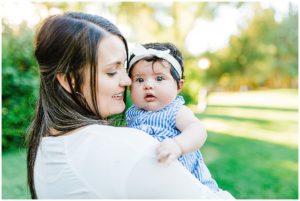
[82,34,131,118]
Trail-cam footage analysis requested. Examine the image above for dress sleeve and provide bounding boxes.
[124,148,220,199]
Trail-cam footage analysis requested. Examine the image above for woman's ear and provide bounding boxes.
[177,79,184,93]
[56,73,73,93]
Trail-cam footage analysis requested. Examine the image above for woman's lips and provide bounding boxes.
[112,92,124,100]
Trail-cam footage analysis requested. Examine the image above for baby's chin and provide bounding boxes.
[141,104,167,112]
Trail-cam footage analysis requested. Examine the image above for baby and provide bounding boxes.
[126,42,221,192]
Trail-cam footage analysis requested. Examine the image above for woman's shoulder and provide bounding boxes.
[62,124,158,169]
[69,125,158,177]
[68,124,158,150]
[81,124,156,139]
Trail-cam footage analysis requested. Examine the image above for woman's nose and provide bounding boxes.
[120,71,132,87]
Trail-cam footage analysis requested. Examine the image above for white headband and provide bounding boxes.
[128,44,183,78]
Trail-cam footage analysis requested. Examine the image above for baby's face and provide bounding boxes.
[130,60,181,111]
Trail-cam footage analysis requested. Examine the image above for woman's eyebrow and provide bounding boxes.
[105,61,121,66]
[103,59,126,68]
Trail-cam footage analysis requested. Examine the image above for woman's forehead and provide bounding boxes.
[97,35,126,67]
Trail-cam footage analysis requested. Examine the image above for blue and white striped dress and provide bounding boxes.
[126,95,220,192]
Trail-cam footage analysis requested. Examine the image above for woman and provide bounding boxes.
[27,12,222,199]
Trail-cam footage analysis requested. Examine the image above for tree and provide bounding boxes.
[204,3,298,91]
[2,22,39,149]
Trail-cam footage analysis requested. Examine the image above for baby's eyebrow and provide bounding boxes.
[153,71,167,76]
[131,74,142,78]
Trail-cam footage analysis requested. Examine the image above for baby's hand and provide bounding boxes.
[156,138,182,164]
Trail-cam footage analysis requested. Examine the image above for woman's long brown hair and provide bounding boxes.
[26,12,128,198]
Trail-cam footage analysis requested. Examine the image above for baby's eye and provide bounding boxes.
[135,78,144,83]
[156,76,164,81]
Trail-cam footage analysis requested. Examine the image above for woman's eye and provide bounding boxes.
[135,78,144,83]
[156,76,164,81]
[107,72,117,77]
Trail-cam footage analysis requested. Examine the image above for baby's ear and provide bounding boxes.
[56,73,74,93]
[177,79,184,92]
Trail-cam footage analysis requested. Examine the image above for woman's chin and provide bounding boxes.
[100,101,126,118]
[110,104,126,116]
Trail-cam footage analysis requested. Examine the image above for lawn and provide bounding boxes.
[2,89,298,199]
[2,148,30,199]
[196,88,298,199]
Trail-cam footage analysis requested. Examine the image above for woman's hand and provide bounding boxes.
[156,138,182,164]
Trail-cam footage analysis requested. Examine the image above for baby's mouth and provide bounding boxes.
[144,94,156,102]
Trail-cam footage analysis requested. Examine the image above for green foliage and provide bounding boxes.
[2,22,39,150]
[204,3,298,91]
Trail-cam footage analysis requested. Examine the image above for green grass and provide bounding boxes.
[2,148,30,199]
[197,88,298,199]
[2,88,298,199]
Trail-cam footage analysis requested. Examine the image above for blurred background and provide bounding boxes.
[1,1,298,199]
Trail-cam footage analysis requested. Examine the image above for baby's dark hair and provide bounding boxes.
[128,42,184,87]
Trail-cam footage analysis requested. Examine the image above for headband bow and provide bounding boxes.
[128,44,182,78]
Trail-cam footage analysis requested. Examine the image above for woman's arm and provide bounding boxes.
[125,151,218,199]
[156,105,207,163]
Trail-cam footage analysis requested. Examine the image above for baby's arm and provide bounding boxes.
[156,105,207,163]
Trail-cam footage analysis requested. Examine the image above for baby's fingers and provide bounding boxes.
[157,150,170,163]
[165,154,176,165]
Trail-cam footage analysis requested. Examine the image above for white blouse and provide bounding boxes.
[34,124,223,199]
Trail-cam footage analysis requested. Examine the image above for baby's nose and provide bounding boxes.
[144,80,154,90]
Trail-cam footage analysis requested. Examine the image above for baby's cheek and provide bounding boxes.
[130,87,143,105]
[130,85,141,96]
